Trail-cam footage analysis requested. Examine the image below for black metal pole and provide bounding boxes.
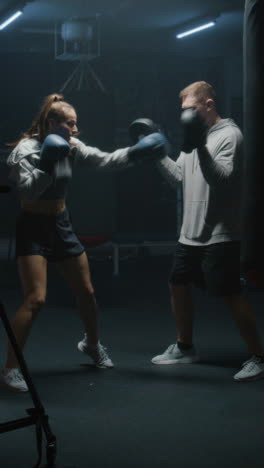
[0,301,57,467]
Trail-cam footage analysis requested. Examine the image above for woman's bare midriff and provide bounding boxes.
[21,199,66,215]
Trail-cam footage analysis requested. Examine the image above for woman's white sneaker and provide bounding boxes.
[77,336,114,368]
[1,368,29,392]
[151,343,199,365]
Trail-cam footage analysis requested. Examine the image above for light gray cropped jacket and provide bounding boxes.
[7,136,130,200]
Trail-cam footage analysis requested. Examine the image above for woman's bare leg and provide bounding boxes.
[5,255,47,368]
[56,252,98,345]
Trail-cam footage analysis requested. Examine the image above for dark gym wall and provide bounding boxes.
[0,48,243,237]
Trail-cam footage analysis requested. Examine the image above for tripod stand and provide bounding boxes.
[0,301,57,467]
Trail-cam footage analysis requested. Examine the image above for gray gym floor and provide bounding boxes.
[0,242,263,468]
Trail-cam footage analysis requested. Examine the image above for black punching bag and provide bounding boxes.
[242,0,264,282]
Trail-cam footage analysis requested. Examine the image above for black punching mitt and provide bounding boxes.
[180,108,207,153]
[129,118,160,144]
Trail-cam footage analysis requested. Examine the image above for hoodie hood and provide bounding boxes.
[7,138,41,166]
[208,118,239,135]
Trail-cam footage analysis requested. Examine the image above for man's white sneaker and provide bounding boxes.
[1,368,29,392]
[233,356,264,381]
[77,336,114,368]
[151,343,199,365]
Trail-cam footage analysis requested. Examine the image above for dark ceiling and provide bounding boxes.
[0,0,245,58]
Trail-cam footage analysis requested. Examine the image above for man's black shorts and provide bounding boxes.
[169,241,241,296]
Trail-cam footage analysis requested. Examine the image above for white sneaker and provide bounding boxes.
[1,368,29,392]
[77,335,114,368]
[233,356,264,381]
[151,343,198,365]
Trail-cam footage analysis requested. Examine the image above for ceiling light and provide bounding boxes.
[0,10,23,30]
[176,20,216,39]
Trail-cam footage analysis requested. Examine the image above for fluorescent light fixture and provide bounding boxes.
[176,21,215,39]
[0,10,23,31]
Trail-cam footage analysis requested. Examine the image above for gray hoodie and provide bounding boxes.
[157,119,243,245]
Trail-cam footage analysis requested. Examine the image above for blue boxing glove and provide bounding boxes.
[180,108,208,153]
[128,132,168,162]
[39,134,70,175]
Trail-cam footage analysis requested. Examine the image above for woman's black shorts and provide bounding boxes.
[16,209,84,262]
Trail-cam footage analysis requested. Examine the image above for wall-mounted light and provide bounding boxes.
[0,11,23,30]
[176,15,219,39]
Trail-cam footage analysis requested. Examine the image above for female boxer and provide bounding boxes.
[1,93,166,391]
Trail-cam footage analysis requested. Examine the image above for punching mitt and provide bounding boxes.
[39,134,70,175]
[128,132,167,162]
[129,118,160,144]
[180,108,207,153]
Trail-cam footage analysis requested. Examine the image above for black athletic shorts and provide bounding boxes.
[16,209,84,262]
[169,241,241,296]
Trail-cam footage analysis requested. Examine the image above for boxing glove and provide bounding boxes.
[180,108,207,153]
[39,134,70,175]
[128,132,167,162]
